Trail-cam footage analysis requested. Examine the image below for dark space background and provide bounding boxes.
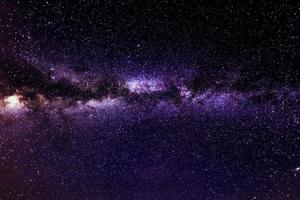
[0,0,299,199]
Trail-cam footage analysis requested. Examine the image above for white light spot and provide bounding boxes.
[0,94,27,115]
[4,95,25,111]
[125,78,165,94]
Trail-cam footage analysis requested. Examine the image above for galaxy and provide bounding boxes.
[0,1,299,199]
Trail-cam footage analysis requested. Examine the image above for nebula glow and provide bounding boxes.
[86,97,123,109]
[1,94,27,113]
[125,78,165,94]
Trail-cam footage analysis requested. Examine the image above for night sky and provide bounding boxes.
[0,0,299,200]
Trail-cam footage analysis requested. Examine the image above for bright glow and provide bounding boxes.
[126,78,165,94]
[4,95,25,111]
[86,97,121,108]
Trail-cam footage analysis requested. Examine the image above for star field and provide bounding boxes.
[0,0,299,200]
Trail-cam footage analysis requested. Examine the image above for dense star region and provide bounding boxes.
[0,0,299,200]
